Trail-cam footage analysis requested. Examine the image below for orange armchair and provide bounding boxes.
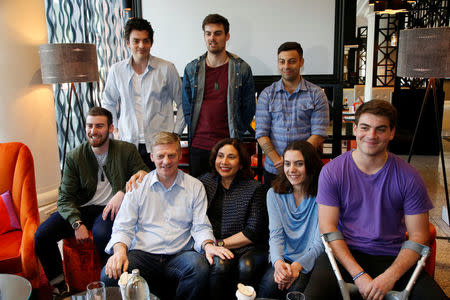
[0,142,41,288]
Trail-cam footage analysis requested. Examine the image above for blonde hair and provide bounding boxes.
[151,132,181,153]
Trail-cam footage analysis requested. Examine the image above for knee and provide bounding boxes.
[238,250,267,282]
[92,222,112,245]
[189,254,209,280]
[34,223,52,250]
[211,256,233,275]
[100,267,118,287]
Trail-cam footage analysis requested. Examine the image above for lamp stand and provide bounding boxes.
[407,78,450,230]
[61,82,86,177]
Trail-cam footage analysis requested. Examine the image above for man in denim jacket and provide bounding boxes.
[182,14,255,177]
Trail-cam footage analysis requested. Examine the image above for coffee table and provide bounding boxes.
[0,274,32,300]
[67,286,159,299]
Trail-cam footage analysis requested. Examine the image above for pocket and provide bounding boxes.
[269,101,284,122]
[296,100,314,121]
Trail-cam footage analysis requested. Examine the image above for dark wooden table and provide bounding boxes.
[65,286,159,299]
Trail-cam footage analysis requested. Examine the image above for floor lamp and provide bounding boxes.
[39,43,99,176]
[397,27,450,228]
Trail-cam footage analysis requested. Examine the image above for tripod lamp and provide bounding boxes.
[397,27,450,226]
[39,43,99,175]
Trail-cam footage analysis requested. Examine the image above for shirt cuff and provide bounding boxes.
[105,233,132,254]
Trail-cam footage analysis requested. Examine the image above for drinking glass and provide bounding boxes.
[286,291,305,300]
[86,281,106,300]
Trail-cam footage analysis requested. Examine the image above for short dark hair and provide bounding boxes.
[202,14,230,35]
[272,140,323,197]
[124,18,154,44]
[355,99,398,129]
[209,138,253,179]
[277,42,303,58]
[87,107,113,126]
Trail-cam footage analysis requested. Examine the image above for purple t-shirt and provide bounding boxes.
[317,151,433,256]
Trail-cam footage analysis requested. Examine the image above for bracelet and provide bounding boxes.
[202,240,215,250]
[352,271,366,281]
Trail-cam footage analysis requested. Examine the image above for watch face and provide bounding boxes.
[72,221,81,230]
[218,240,224,247]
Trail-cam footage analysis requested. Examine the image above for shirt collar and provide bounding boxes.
[126,55,153,73]
[275,76,307,94]
[149,169,185,191]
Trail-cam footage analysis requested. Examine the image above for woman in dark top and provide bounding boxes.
[199,138,268,300]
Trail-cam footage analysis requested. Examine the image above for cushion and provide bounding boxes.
[0,191,20,234]
[0,230,22,273]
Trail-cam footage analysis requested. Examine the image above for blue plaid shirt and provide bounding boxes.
[255,78,329,174]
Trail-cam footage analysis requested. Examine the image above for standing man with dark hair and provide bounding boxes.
[182,13,256,177]
[35,107,149,299]
[305,100,447,300]
[103,18,185,170]
[255,42,329,186]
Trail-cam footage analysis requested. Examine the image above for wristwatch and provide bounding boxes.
[72,220,83,230]
[217,239,225,247]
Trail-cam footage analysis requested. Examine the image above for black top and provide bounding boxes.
[199,172,269,256]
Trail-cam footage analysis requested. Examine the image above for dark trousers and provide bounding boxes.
[138,143,155,171]
[34,206,113,286]
[304,251,447,300]
[189,146,211,178]
[209,247,268,300]
[263,170,278,188]
[258,259,311,299]
[101,250,209,300]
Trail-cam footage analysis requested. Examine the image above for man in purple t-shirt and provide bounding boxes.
[305,100,446,300]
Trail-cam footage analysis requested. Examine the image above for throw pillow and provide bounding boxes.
[0,190,21,234]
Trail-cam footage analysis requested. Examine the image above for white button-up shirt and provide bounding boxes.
[103,55,185,151]
[106,170,215,255]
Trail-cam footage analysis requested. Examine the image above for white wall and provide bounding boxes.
[143,0,336,76]
[0,0,60,215]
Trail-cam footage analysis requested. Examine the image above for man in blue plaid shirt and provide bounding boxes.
[255,42,329,186]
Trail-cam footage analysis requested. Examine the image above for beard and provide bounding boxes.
[88,134,108,148]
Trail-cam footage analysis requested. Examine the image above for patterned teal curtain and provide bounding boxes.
[44,0,129,166]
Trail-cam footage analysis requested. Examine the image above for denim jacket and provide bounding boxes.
[182,52,256,143]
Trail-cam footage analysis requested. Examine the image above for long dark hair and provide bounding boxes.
[209,138,253,179]
[272,140,323,197]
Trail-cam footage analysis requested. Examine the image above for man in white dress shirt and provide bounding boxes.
[101,132,233,300]
[103,18,185,170]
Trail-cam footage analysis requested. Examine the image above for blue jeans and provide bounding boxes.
[101,249,209,300]
[34,206,113,285]
[258,261,311,299]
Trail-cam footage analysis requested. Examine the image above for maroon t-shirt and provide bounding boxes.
[192,63,229,150]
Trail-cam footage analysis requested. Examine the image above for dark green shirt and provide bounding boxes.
[57,139,149,225]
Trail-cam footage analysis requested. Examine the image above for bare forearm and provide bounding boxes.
[257,136,282,167]
[319,204,363,278]
[307,134,325,149]
[384,212,430,281]
[113,242,128,254]
[223,232,252,249]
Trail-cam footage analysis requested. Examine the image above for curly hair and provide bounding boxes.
[124,18,154,44]
[209,138,253,179]
[272,140,323,197]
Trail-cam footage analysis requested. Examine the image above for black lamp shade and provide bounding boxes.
[39,43,99,84]
[397,27,450,78]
